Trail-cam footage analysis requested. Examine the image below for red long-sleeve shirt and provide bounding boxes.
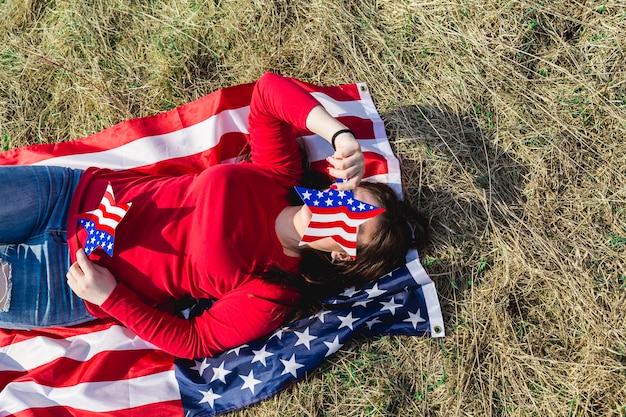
[66,73,320,359]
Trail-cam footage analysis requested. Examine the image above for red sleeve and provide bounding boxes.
[248,72,321,179]
[99,280,299,359]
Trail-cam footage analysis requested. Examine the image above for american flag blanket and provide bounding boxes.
[0,78,444,416]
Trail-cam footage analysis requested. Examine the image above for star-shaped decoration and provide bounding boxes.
[251,345,274,367]
[324,336,343,357]
[77,183,131,257]
[380,297,402,315]
[404,309,426,328]
[210,361,232,384]
[280,354,305,378]
[337,312,359,330]
[198,388,221,408]
[294,186,385,258]
[294,328,317,350]
[239,370,262,395]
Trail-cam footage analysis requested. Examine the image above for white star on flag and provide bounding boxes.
[404,309,426,328]
[337,312,359,330]
[380,297,402,315]
[353,299,371,308]
[366,317,382,329]
[239,371,262,394]
[269,328,285,341]
[365,283,386,298]
[199,388,221,408]
[227,344,248,355]
[251,346,273,366]
[191,358,211,376]
[315,310,331,323]
[324,336,343,357]
[280,354,305,378]
[294,328,317,349]
[340,286,359,297]
[210,361,232,384]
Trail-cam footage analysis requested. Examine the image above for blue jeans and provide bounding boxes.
[0,165,94,329]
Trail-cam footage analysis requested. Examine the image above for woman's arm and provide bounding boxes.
[248,72,365,189]
[67,249,297,359]
[305,106,365,189]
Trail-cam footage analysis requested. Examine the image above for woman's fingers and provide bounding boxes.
[326,153,365,189]
[66,249,117,306]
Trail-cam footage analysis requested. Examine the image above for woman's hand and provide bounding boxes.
[67,249,117,306]
[327,131,365,190]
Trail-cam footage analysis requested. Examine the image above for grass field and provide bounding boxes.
[1,0,625,416]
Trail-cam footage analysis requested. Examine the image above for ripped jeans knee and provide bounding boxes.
[0,259,11,312]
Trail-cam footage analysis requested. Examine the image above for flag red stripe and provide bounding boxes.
[310,151,389,180]
[307,220,356,232]
[16,350,172,387]
[300,232,357,250]
[0,320,118,347]
[8,401,183,417]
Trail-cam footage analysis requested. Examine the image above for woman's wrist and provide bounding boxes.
[331,129,355,150]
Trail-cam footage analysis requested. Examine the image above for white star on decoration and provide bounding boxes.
[365,283,386,299]
[280,354,305,378]
[337,312,359,330]
[198,388,221,408]
[210,361,232,384]
[404,309,426,328]
[294,328,317,349]
[380,297,402,315]
[239,370,262,395]
[324,336,343,357]
[251,345,274,366]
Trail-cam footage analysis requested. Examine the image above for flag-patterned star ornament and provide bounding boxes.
[77,183,132,256]
[294,185,385,258]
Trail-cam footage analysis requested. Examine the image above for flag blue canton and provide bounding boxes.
[175,258,444,417]
[78,219,116,256]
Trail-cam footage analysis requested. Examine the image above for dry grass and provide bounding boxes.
[1,0,625,415]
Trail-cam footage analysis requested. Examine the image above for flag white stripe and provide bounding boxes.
[308,211,379,227]
[407,259,445,338]
[89,209,125,229]
[0,371,180,416]
[33,106,251,170]
[0,325,158,372]
[300,226,357,242]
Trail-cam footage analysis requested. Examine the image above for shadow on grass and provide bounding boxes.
[382,104,528,328]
